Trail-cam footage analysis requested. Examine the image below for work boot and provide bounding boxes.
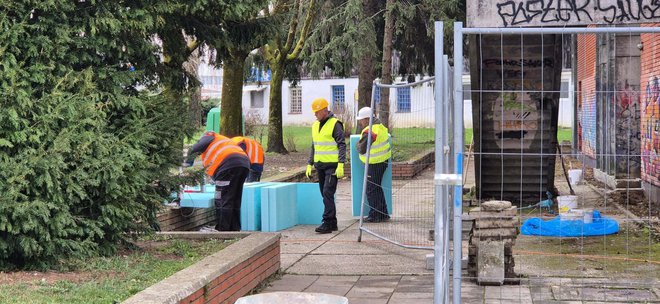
[315,222,336,234]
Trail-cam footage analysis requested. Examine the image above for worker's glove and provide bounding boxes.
[306,165,313,179]
[335,163,344,179]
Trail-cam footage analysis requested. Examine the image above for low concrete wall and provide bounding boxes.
[345,149,434,180]
[123,232,280,304]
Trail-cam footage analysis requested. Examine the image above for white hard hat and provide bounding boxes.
[356,107,372,120]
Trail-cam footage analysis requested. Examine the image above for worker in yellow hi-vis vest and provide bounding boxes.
[356,107,391,222]
[306,97,346,234]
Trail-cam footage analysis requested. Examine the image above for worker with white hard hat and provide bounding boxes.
[356,107,391,222]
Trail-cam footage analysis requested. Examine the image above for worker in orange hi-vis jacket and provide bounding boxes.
[231,136,265,182]
[186,131,250,231]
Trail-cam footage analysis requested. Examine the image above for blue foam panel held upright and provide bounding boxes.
[295,183,324,225]
[350,135,393,217]
[261,183,298,232]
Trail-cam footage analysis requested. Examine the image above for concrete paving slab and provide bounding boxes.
[280,253,305,270]
[354,275,401,287]
[484,286,532,300]
[264,274,318,292]
[388,293,433,304]
[286,254,431,275]
[281,239,325,254]
[345,297,389,304]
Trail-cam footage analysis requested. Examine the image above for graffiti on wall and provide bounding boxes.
[642,76,660,186]
[580,92,597,158]
[468,0,660,27]
[615,81,641,177]
[492,92,539,149]
[481,55,553,150]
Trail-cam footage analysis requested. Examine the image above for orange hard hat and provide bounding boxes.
[311,97,329,113]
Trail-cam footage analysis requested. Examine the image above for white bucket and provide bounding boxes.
[582,208,594,224]
[568,169,583,185]
[560,211,583,221]
[557,195,578,214]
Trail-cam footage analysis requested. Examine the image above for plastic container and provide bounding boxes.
[557,195,578,214]
[559,211,583,221]
[568,169,583,185]
[583,208,594,224]
[235,292,348,304]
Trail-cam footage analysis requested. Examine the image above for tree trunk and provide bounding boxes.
[380,0,396,129]
[358,55,375,109]
[266,62,289,154]
[220,52,246,137]
[358,0,379,112]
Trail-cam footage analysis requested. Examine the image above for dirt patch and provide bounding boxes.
[0,271,95,285]
[262,151,308,179]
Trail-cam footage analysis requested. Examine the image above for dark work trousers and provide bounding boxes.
[246,170,262,182]
[214,167,249,231]
[316,165,338,225]
[367,162,389,220]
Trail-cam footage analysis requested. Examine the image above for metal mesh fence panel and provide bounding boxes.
[356,77,437,250]
[447,23,660,304]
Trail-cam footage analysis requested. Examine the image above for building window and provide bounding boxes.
[251,90,264,108]
[397,87,411,112]
[373,86,381,106]
[332,85,345,113]
[290,86,302,114]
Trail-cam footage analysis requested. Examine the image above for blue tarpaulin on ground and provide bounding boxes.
[521,216,619,237]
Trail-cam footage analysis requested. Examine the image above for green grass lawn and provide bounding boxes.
[0,236,236,304]
[187,125,571,161]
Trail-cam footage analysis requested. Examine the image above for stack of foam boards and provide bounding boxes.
[179,184,215,208]
[295,183,324,225]
[261,183,298,232]
[240,182,277,231]
[178,182,325,232]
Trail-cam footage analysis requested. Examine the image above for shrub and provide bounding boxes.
[0,3,190,269]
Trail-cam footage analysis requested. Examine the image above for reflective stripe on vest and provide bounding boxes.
[201,134,246,177]
[312,117,339,163]
[359,123,391,164]
[232,137,264,165]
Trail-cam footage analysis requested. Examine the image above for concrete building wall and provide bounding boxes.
[239,77,437,128]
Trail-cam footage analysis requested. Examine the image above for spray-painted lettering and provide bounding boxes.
[489,0,660,27]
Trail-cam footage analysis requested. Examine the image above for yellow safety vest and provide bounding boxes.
[312,117,339,163]
[359,123,391,164]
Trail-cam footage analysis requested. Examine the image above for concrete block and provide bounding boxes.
[477,239,505,285]
[474,218,519,229]
[481,200,512,211]
[350,135,393,217]
[471,228,518,238]
[296,183,324,225]
[468,206,517,219]
[261,183,298,232]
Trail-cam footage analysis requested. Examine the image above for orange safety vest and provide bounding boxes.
[231,136,265,165]
[201,133,247,177]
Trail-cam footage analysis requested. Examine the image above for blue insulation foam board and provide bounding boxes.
[295,183,324,225]
[261,183,298,232]
[179,191,214,208]
[350,135,393,217]
[240,182,278,231]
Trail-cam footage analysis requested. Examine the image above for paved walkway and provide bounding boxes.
[256,171,660,303]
